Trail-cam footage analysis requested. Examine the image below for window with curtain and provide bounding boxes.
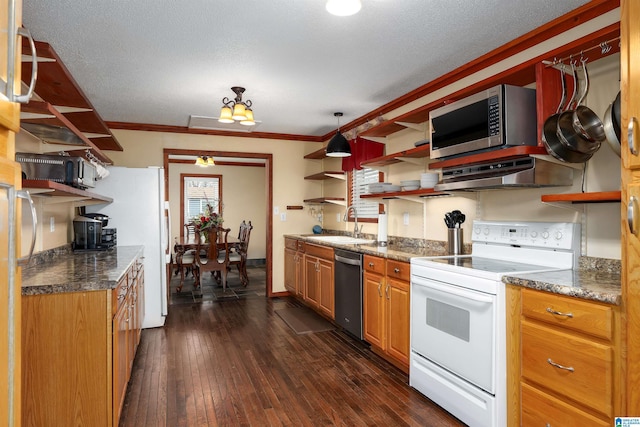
[183,175,222,225]
[348,168,383,221]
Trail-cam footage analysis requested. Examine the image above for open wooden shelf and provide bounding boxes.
[360,144,431,168]
[360,188,448,200]
[303,197,346,205]
[541,191,621,204]
[303,147,327,160]
[22,180,113,205]
[21,39,123,153]
[428,146,549,170]
[304,171,345,180]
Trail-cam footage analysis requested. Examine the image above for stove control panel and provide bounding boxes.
[472,220,580,250]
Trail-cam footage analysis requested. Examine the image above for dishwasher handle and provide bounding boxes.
[335,254,362,266]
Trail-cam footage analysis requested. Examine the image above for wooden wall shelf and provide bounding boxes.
[304,171,345,180]
[303,148,327,160]
[303,197,346,206]
[360,188,448,200]
[541,191,621,204]
[428,146,549,170]
[21,39,123,154]
[22,180,113,205]
[360,144,431,168]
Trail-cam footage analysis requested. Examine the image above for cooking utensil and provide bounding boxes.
[542,65,594,163]
[604,91,621,156]
[556,61,601,155]
[572,59,606,143]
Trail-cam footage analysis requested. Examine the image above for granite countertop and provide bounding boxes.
[285,234,449,261]
[287,234,622,305]
[21,245,144,296]
[502,268,622,305]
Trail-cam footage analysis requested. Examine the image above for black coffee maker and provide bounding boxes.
[73,213,117,250]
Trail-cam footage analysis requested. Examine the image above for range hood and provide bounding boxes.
[434,157,574,191]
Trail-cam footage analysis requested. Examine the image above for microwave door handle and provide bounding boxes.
[17,190,37,265]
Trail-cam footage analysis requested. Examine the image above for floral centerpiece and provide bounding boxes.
[190,203,224,242]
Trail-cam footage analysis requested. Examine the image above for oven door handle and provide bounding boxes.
[413,277,494,304]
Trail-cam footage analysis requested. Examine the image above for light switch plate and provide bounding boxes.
[50,216,55,232]
[403,212,410,226]
[273,206,279,215]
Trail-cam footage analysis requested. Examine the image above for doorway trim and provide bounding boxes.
[163,148,273,297]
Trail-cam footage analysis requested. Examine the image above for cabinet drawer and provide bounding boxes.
[305,243,333,260]
[285,238,298,250]
[386,260,410,282]
[521,320,613,417]
[364,255,385,275]
[521,288,613,341]
[521,383,609,427]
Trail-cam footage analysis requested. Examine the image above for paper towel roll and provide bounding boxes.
[378,212,388,246]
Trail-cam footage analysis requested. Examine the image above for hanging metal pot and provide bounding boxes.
[572,58,606,144]
[542,64,594,163]
[603,91,622,156]
[556,61,600,155]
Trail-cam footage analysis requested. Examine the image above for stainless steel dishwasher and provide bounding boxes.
[334,248,363,339]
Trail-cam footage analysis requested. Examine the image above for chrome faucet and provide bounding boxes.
[344,205,362,238]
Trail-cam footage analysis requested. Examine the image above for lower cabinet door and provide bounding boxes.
[363,271,384,348]
[386,277,410,365]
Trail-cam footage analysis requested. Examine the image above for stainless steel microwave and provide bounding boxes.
[429,84,537,159]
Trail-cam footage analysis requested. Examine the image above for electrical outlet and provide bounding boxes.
[336,213,341,223]
[50,216,55,232]
[403,212,410,226]
[280,212,287,221]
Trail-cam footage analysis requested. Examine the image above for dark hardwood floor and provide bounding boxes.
[119,266,465,426]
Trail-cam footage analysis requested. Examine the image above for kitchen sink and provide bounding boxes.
[307,235,375,245]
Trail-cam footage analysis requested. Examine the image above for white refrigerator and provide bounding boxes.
[87,166,170,328]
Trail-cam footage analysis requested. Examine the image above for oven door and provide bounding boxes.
[411,274,496,393]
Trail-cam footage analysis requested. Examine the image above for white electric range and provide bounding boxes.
[409,220,580,427]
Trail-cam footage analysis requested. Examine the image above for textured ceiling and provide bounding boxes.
[22,0,591,138]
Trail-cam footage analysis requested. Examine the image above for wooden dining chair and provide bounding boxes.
[173,240,196,293]
[194,226,231,291]
[228,220,253,286]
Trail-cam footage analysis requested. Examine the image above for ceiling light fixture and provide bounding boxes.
[326,112,352,157]
[326,0,361,16]
[195,156,215,167]
[218,86,255,126]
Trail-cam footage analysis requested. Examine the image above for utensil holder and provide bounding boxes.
[448,228,463,255]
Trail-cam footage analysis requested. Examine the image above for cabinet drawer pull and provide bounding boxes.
[394,267,400,274]
[546,307,573,318]
[368,262,374,267]
[547,358,574,372]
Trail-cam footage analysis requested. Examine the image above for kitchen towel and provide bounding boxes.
[378,212,388,246]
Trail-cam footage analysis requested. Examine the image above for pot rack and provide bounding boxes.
[543,36,620,69]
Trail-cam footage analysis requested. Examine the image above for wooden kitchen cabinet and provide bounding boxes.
[303,243,334,319]
[507,287,621,426]
[284,238,304,297]
[363,255,410,372]
[22,258,144,427]
[622,0,640,415]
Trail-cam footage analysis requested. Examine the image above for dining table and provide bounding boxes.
[170,235,242,291]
